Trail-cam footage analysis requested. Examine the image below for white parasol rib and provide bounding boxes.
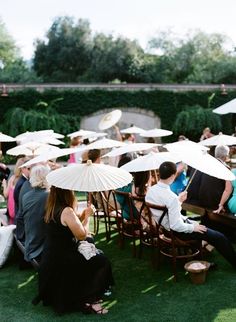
[46,161,132,192]
[121,151,180,172]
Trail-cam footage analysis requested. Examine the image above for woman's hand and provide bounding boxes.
[83,203,96,219]
[213,204,224,214]
[2,179,6,188]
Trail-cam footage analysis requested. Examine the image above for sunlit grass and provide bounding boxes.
[141,284,157,293]
[1,220,236,321]
[18,274,36,289]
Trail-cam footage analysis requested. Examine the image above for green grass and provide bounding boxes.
[1,223,236,322]
[75,191,87,202]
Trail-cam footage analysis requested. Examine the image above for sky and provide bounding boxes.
[1,0,236,60]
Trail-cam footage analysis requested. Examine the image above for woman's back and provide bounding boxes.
[43,206,75,257]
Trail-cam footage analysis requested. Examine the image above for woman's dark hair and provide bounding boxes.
[147,137,155,144]
[45,186,76,223]
[83,138,89,145]
[133,171,150,196]
[118,153,133,168]
[159,162,177,180]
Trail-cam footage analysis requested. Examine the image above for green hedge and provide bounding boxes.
[0,88,234,140]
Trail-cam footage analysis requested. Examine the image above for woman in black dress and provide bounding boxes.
[33,186,114,315]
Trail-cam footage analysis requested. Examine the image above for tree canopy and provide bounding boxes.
[0,18,18,67]
[1,15,236,84]
[33,16,93,82]
[0,18,41,83]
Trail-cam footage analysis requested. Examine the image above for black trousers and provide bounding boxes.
[174,228,236,268]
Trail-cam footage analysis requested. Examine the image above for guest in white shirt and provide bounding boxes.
[145,161,236,269]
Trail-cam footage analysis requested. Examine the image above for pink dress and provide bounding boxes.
[68,153,76,164]
[7,185,15,224]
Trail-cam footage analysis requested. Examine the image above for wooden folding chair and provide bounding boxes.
[113,190,141,257]
[137,199,160,268]
[146,202,202,281]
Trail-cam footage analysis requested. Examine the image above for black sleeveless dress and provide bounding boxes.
[34,207,114,314]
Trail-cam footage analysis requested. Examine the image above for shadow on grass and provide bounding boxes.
[1,225,236,322]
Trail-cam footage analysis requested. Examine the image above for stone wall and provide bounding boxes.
[80,107,161,142]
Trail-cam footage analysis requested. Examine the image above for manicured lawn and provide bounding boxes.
[1,223,236,322]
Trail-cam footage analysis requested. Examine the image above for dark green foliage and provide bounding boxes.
[148,30,236,84]
[0,59,41,83]
[2,97,80,137]
[83,33,145,83]
[0,88,235,139]
[33,16,93,82]
[173,105,222,141]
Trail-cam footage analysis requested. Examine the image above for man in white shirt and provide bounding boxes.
[145,161,236,269]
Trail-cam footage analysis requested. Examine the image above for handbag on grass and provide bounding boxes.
[77,240,103,260]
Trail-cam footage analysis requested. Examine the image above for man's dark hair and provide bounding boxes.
[159,162,177,180]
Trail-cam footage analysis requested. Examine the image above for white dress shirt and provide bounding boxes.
[145,181,195,233]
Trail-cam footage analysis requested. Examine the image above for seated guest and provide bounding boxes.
[2,158,26,224]
[117,153,133,168]
[68,136,81,164]
[122,133,135,144]
[22,165,50,263]
[0,162,10,183]
[16,169,33,241]
[185,168,203,205]
[145,161,236,269]
[132,171,155,230]
[200,127,213,141]
[227,168,236,214]
[170,162,187,195]
[13,158,31,216]
[198,145,232,213]
[88,149,101,164]
[34,186,114,315]
[116,170,151,220]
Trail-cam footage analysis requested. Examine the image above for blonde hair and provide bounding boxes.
[13,157,31,185]
[29,164,50,189]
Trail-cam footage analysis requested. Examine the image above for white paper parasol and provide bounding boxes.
[120,126,145,134]
[165,140,209,153]
[179,151,235,181]
[121,151,181,172]
[6,142,60,156]
[98,109,122,130]
[67,129,97,139]
[46,160,132,192]
[140,128,173,138]
[102,143,160,158]
[213,98,236,115]
[20,136,64,146]
[16,130,65,145]
[198,133,236,146]
[81,132,107,140]
[19,147,85,168]
[0,133,16,142]
[16,130,54,141]
[86,138,126,150]
[50,131,65,139]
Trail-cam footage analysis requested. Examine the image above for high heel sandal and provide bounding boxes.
[84,302,108,314]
